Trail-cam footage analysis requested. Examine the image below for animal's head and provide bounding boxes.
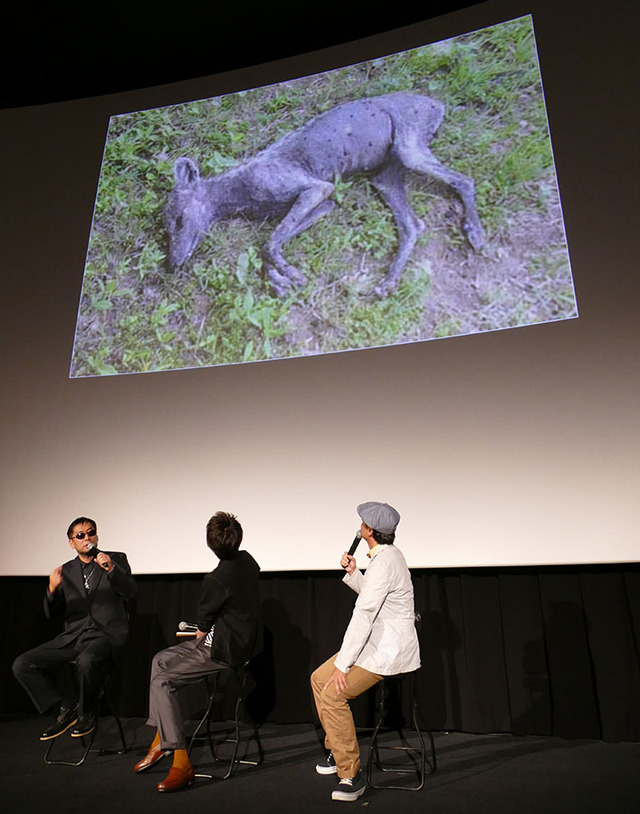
[165,157,211,268]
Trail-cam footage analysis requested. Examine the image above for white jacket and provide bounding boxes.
[334,544,420,675]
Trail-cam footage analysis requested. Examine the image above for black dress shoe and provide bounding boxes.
[40,706,78,740]
[70,714,96,738]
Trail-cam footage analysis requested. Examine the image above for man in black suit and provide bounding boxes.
[134,511,262,793]
[12,516,136,740]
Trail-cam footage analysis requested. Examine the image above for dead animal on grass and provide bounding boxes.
[165,92,485,297]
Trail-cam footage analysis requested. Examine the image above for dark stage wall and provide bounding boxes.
[3,565,640,743]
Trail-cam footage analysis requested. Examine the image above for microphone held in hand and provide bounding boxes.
[86,543,101,559]
[178,621,198,632]
[347,530,362,558]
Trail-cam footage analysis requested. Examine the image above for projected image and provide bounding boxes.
[70,15,577,377]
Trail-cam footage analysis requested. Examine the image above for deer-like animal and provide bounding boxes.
[165,92,485,297]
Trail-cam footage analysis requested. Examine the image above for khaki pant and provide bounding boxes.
[310,654,382,778]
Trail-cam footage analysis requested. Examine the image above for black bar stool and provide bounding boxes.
[44,663,127,766]
[188,661,263,779]
[366,669,436,790]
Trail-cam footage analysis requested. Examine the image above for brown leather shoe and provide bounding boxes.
[157,765,196,792]
[134,743,170,773]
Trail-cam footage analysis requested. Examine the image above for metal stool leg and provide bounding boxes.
[190,664,263,779]
[221,666,263,779]
[366,671,436,791]
[189,673,221,763]
[110,705,128,755]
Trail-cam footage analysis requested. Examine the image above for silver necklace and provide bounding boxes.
[82,562,96,592]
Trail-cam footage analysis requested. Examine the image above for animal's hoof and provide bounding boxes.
[282,265,306,286]
[266,266,294,297]
[268,269,306,297]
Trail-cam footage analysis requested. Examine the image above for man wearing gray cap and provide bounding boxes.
[310,501,420,802]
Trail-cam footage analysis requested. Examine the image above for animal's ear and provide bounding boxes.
[174,156,200,187]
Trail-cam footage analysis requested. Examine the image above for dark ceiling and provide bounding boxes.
[2,2,479,109]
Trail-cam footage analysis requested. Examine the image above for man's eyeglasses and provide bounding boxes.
[73,529,97,540]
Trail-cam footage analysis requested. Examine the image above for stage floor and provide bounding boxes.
[1,716,639,814]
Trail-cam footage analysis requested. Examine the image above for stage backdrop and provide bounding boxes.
[2,565,640,742]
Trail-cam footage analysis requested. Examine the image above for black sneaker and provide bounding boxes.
[70,713,96,738]
[331,769,366,801]
[40,706,78,740]
[316,751,337,775]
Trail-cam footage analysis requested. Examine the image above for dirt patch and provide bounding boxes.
[417,191,575,339]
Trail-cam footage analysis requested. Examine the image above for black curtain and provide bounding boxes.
[2,565,640,742]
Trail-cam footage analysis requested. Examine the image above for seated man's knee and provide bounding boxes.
[311,667,329,697]
[75,649,109,674]
[315,679,347,710]
[150,649,171,680]
[149,654,176,691]
[150,645,187,679]
[12,653,30,679]
[151,650,166,670]
[310,658,335,689]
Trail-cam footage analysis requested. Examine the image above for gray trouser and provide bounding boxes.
[146,638,228,749]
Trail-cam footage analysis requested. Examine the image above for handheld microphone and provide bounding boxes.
[347,530,362,558]
[176,621,198,637]
[87,543,101,559]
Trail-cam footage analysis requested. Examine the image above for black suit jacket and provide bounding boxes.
[197,550,262,667]
[44,551,136,648]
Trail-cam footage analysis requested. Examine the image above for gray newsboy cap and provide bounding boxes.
[357,502,401,534]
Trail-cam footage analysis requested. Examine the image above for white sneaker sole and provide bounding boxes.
[331,785,366,801]
[316,764,338,775]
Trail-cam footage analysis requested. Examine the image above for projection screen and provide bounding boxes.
[0,0,638,575]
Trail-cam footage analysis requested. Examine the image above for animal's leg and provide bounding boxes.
[264,200,336,296]
[393,139,485,250]
[263,181,334,295]
[370,163,426,297]
[287,200,336,240]
[266,265,300,298]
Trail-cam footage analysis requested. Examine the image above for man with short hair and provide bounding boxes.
[134,511,262,793]
[311,501,420,802]
[12,517,136,740]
